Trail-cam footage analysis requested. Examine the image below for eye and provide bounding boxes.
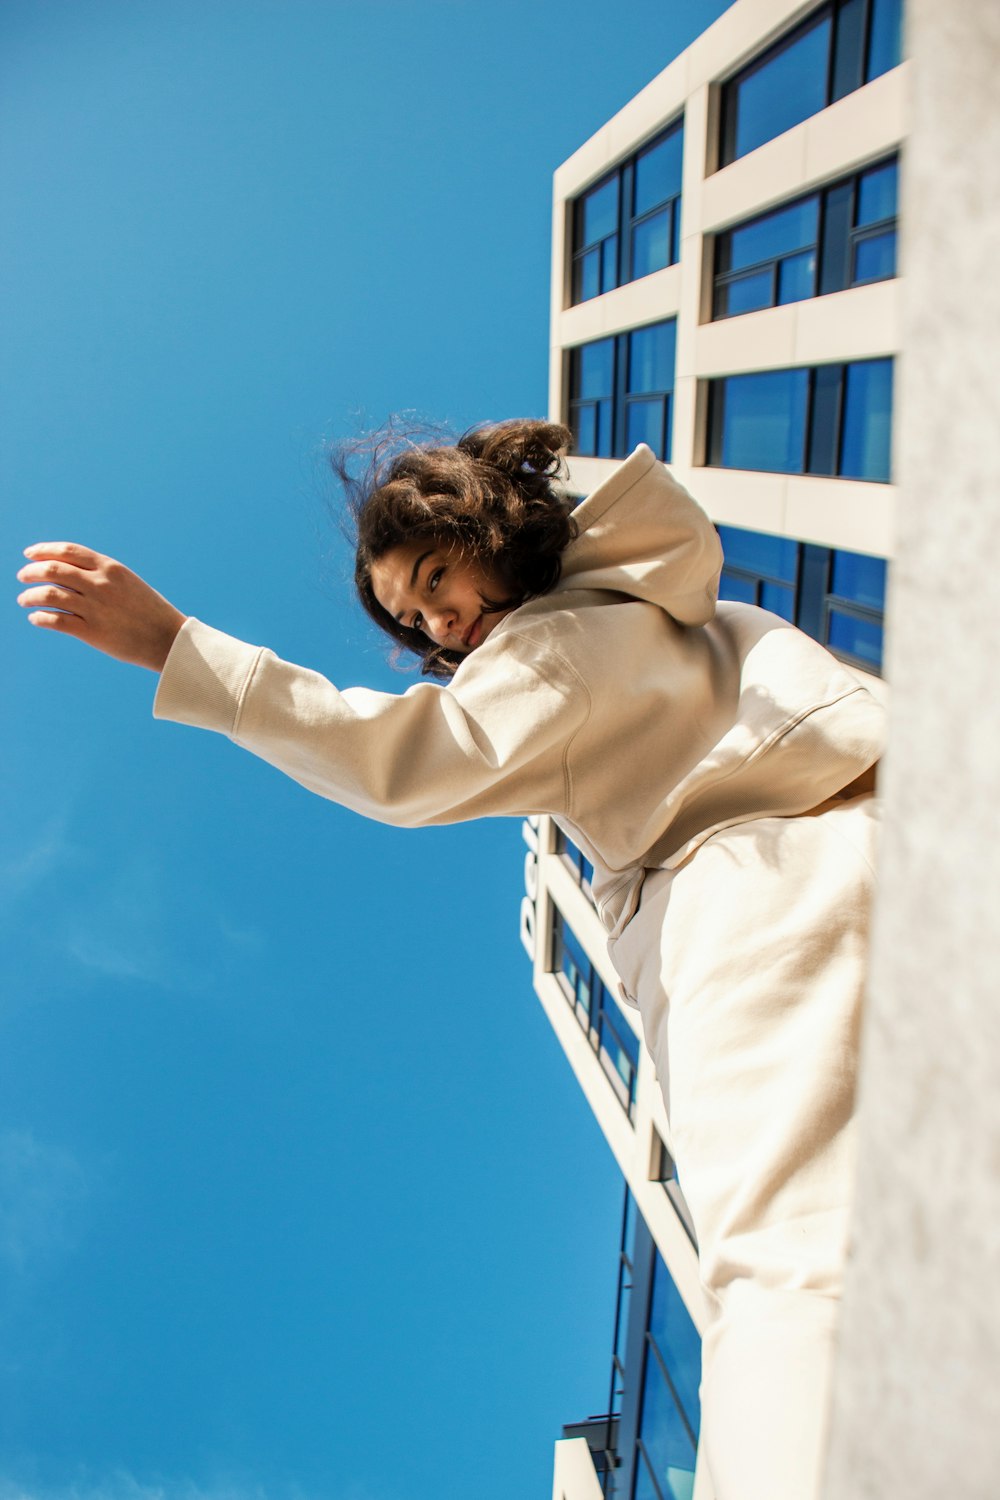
[428,566,443,592]
[411,612,424,633]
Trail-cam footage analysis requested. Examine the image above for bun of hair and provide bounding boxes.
[458,419,570,480]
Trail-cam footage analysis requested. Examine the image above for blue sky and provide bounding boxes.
[1,4,732,1498]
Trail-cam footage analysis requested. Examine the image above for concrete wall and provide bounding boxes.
[823,3,1000,1494]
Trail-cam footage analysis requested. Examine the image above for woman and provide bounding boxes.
[17,419,884,1500]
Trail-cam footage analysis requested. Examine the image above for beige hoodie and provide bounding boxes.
[154,444,885,939]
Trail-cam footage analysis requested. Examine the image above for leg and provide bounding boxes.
[615,796,879,1500]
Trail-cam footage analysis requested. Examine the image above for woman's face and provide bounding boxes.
[370,540,511,654]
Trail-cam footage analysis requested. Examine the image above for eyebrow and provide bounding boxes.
[394,549,434,623]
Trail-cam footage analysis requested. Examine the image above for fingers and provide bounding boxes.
[23,542,101,570]
[17,583,85,616]
[26,609,86,636]
[17,549,95,628]
[17,559,86,593]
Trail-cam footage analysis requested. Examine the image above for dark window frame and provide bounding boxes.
[549,906,640,1120]
[706,358,893,483]
[719,0,902,168]
[554,827,597,909]
[570,119,684,306]
[712,154,899,319]
[571,171,620,305]
[717,523,888,675]
[568,320,677,462]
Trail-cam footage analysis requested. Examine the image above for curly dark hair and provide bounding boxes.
[334,418,576,679]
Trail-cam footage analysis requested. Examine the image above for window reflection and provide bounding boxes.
[713,155,898,318]
[720,0,902,167]
[550,905,639,1119]
[717,369,809,474]
[840,358,893,481]
[569,322,676,462]
[709,360,893,482]
[571,121,683,304]
[717,523,888,673]
[724,12,831,161]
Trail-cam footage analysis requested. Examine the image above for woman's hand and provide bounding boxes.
[17,542,187,672]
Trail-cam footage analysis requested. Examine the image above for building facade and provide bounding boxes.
[521,1,906,1495]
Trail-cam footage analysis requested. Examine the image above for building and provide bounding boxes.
[520,0,905,1495]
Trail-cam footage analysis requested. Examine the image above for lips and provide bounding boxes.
[463,615,483,650]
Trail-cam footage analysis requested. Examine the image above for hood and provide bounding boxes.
[554,444,723,627]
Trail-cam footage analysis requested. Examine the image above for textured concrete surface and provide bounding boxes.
[823,3,1000,1495]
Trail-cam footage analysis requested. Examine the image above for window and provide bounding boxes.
[825,549,887,670]
[551,908,640,1119]
[601,1194,703,1500]
[720,0,903,166]
[633,1255,702,1500]
[554,828,596,909]
[569,321,676,461]
[713,157,898,318]
[707,358,893,482]
[717,523,888,673]
[712,367,810,475]
[571,122,683,304]
[651,1128,697,1246]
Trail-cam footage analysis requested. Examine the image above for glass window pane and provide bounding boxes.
[635,1444,697,1500]
[729,196,819,270]
[718,524,799,582]
[628,321,675,394]
[719,369,809,473]
[827,609,884,667]
[601,234,619,293]
[575,248,600,303]
[631,210,670,279]
[634,127,683,216]
[601,990,640,1070]
[759,581,795,619]
[626,398,665,458]
[637,1363,697,1500]
[831,0,866,100]
[632,1449,663,1500]
[853,230,896,284]
[831,550,886,609]
[573,404,596,456]
[866,0,903,81]
[648,1255,702,1432]
[720,268,773,316]
[857,160,898,225]
[596,398,614,458]
[581,176,619,247]
[840,359,893,481]
[777,249,817,303]
[576,338,614,399]
[719,571,757,605]
[732,16,832,159]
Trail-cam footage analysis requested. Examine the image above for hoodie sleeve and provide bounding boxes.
[153,617,589,826]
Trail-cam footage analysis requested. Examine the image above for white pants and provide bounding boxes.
[614,795,878,1500]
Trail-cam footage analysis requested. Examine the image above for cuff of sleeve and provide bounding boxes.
[153,617,266,736]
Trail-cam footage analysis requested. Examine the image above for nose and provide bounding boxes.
[425,604,458,645]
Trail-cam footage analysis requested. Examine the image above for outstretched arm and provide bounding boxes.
[17,542,587,829]
[17,543,187,671]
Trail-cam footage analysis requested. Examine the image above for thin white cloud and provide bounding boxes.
[217,918,266,953]
[0,818,77,904]
[0,1129,89,1274]
[59,858,174,991]
[0,1474,325,1500]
